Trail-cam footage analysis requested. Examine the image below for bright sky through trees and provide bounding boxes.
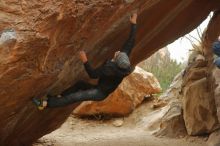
[167,13,212,63]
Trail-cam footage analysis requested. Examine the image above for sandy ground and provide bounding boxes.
[33,100,207,146]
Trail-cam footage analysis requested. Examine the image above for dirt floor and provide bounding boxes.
[33,99,208,146]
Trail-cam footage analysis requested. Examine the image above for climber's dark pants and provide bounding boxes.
[47,81,107,108]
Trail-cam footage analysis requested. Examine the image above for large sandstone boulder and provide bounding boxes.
[155,71,186,138]
[155,100,187,138]
[183,77,219,135]
[213,68,220,123]
[73,67,161,116]
[0,0,219,145]
[180,53,219,135]
[207,129,220,146]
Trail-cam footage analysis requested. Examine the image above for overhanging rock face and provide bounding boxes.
[0,0,219,145]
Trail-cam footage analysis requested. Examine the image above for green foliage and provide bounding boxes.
[139,48,184,92]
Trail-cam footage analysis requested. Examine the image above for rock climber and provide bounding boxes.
[213,35,220,68]
[32,12,138,110]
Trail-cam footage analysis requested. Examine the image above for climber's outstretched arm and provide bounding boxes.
[120,13,137,57]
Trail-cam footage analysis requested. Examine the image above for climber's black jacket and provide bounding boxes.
[83,24,137,94]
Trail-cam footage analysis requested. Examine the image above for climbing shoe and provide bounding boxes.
[32,96,48,110]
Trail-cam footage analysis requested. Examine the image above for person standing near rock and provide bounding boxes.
[213,35,220,68]
[32,12,138,110]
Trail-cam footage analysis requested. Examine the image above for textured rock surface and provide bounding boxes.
[203,11,220,57]
[183,78,219,135]
[73,67,161,116]
[155,100,187,138]
[182,58,219,135]
[207,129,220,146]
[207,11,220,126]
[213,68,220,123]
[155,72,186,138]
[177,9,220,132]
[0,0,219,145]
